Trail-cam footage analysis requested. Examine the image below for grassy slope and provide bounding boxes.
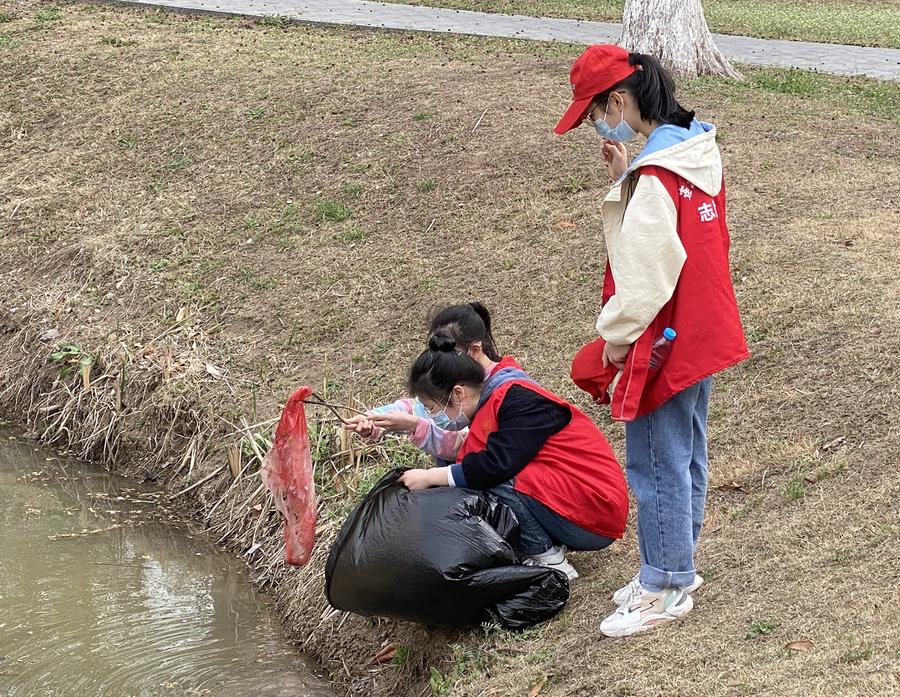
[385,0,900,49]
[2,3,900,696]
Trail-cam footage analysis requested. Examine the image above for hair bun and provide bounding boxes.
[428,332,457,353]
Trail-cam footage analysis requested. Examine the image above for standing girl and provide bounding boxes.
[555,45,748,636]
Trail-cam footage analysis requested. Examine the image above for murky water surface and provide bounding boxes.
[0,429,331,697]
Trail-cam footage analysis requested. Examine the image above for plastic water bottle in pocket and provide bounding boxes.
[648,327,676,371]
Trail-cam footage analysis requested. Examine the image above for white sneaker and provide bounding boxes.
[612,572,704,606]
[683,573,704,594]
[600,587,693,637]
[523,545,578,581]
[611,573,642,606]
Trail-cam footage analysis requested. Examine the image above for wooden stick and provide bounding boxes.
[240,417,268,464]
[170,464,226,499]
[227,445,241,479]
[222,416,278,437]
[206,458,256,520]
[305,392,367,424]
[471,108,488,133]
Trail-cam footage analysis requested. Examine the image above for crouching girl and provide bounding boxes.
[386,332,628,581]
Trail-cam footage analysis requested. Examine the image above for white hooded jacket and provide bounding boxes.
[597,121,723,346]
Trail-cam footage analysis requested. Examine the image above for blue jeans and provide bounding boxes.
[625,377,712,592]
[488,481,615,556]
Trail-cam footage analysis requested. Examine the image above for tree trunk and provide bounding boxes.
[620,0,741,79]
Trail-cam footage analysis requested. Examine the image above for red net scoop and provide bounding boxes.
[261,386,316,566]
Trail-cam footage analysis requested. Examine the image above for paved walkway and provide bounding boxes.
[111,0,900,81]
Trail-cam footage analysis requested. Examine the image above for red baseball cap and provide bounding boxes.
[554,44,638,135]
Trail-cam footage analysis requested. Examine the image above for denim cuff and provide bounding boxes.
[640,563,695,593]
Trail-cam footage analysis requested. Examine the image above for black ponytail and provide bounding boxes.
[408,332,485,404]
[427,302,501,362]
[594,52,695,128]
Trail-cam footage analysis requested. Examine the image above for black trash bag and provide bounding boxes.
[324,469,569,630]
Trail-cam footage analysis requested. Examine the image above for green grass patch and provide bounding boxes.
[705,0,900,49]
[0,12,17,23]
[317,271,346,289]
[428,643,495,696]
[343,182,363,198]
[828,548,851,566]
[525,648,553,664]
[782,476,806,502]
[562,174,589,194]
[429,666,451,695]
[100,36,136,47]
[690,67,900,123]
[839,640,876,664]
[814,461,845,481]
[116,133,139,150]
[746,618,779,639]
[34,5,63,24]
[181,279,203,296]
[238,267,278,290]
[388,0,900,48]
[164,225,186,239]
[391,645,411,666]
[263,202,308,243]
[257,15,292,29]
[751,69,820,96]
[314,200,352,223]
[166,152,193,173]
[334,226,367,244]
[417,179,437,193]
[48,343,93,379]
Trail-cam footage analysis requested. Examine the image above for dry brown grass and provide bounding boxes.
[1,3,899,696]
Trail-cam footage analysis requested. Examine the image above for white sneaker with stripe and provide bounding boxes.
[600,587,694,637]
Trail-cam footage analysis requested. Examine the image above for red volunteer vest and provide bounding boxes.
[457,379,628,539]
[488,356,523,377]
[597,166,749,419]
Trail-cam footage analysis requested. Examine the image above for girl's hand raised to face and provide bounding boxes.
[601,140,628,180]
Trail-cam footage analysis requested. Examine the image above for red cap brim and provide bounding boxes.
[554,95,593,135]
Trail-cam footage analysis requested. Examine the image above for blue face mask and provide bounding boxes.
[430,410,452,430]
[446,410,471,431]
[432,394,471,431]
[592,101,638,143]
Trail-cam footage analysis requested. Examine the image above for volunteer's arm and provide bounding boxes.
[597,174,686,347]
[399,386,570,491]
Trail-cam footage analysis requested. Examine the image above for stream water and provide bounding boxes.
[0,428,332,697]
